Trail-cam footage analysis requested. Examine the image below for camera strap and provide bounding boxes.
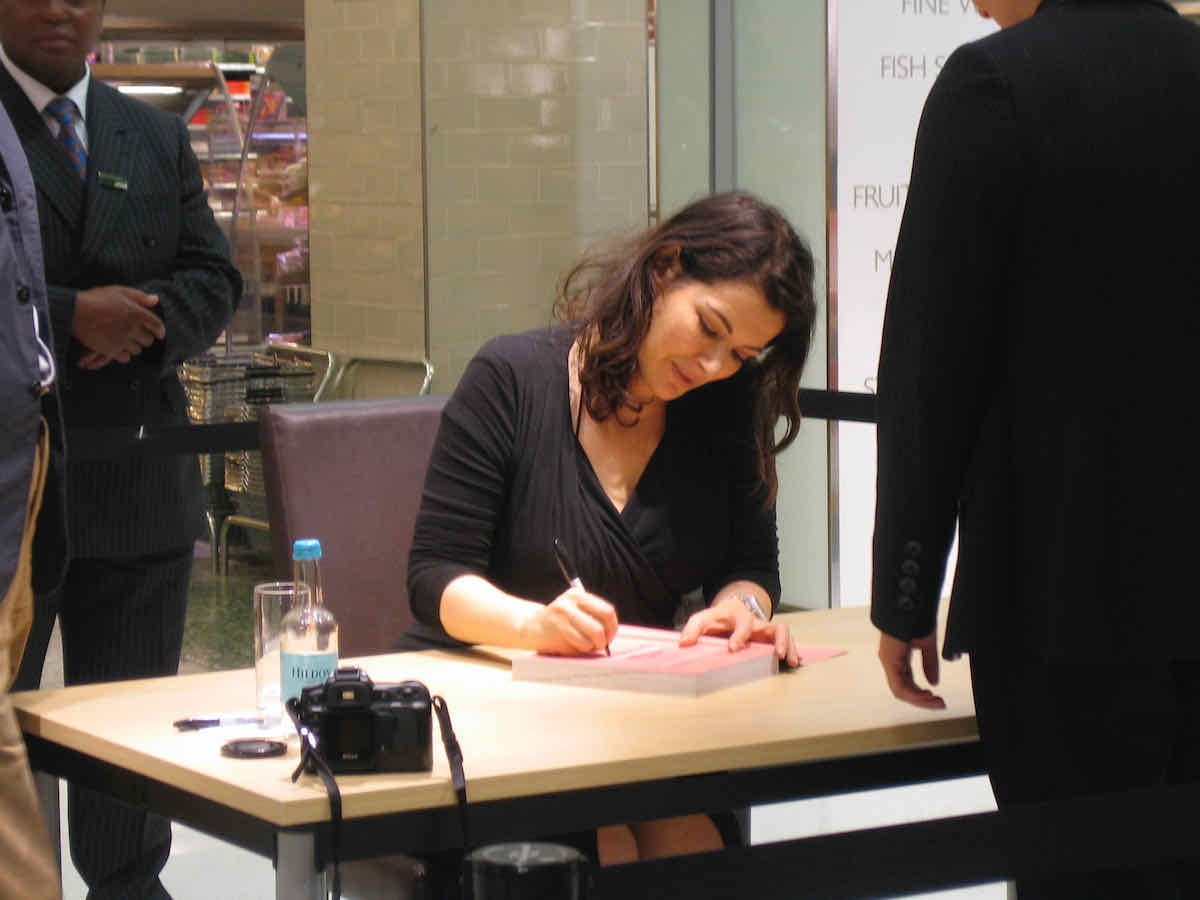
[432,694,471,847]
[286,699,346,899]
[284,693,470,900]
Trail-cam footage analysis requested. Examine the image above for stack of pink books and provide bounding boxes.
[511,624,844,696]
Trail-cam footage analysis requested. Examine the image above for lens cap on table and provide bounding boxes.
[221,738,287,759]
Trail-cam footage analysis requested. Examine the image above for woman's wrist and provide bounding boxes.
[713,589,770,620]
[737,592,770,621]
[512,599,550,650]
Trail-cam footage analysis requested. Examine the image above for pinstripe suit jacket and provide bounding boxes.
[0,65,242,559]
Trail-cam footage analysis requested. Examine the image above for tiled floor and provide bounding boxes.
[40,538,1006,899]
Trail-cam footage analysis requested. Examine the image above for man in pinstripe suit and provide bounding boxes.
[0,0,242,896]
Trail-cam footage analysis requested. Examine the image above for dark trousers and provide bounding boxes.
[970,646,1200,899]
[15,547,193,900]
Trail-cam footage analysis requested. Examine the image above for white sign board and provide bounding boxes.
[834,0,993,609]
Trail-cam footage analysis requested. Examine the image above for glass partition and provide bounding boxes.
[732,0,830,612]
[654,0,830,612]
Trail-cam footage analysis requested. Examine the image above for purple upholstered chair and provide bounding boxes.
[259,394,447,658]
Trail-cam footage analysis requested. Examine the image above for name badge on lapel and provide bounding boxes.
[98,172,128,191]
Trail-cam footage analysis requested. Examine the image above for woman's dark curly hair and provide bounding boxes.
[553,190,817,507]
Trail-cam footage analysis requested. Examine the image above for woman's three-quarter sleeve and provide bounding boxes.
[407,344,519,629]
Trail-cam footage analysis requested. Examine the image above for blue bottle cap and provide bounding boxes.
[292,538,322,560]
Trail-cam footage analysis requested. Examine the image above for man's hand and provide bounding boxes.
[877,630,946,710]
[72,286,165,365]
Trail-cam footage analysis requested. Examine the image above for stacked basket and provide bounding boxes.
[180,350,318,552]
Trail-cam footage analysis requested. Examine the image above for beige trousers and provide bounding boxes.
[0,423,62,900]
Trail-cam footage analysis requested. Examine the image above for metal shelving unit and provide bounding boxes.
[93,50,310,351]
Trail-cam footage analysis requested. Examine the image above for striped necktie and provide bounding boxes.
[45,96,87,183]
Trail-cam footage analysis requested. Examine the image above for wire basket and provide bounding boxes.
[180,354,254,426]
[181,351,317,486]
[181,354,250,486]
[250,350,316,403]
[224,387,281,497]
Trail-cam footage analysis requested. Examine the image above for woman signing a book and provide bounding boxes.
[402,190,817,865]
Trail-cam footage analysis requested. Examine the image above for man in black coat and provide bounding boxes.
[871,1,1200,896]
[0,0,241,896]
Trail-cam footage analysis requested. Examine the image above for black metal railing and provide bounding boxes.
[66,388,877,461]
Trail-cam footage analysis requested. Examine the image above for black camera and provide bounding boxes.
[292,666,433,774]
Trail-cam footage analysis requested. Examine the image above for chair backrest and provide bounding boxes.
[259,395,447,657]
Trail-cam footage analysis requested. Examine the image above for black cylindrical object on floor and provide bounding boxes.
[464,842,590,899]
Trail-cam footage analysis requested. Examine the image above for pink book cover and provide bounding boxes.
[511,624,844,696]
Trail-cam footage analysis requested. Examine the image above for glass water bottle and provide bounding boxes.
[281,538,339,704]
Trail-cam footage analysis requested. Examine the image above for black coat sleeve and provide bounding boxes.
[138,113,241,370]
[870,43,1018,641]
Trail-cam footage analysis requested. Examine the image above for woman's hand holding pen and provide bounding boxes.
[520,588,619,656]
[678,593,801,668]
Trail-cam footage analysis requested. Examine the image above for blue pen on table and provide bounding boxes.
[553,537,611,656]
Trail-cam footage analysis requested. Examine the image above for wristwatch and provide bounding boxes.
[739,593,769,621]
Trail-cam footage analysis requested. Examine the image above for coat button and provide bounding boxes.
[898,576,917,594]
[901,559,920,576]
[897,594,915,611]
[17,284,30,304]
[904,540,922,558]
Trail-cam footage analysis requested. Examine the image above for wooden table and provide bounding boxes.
[13,608,980,899]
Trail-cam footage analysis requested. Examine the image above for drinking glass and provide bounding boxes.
[254,581,309,728]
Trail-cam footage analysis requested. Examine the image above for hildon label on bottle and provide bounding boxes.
[281,651,338,702]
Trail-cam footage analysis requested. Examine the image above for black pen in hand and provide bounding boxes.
[553,537,611,656]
